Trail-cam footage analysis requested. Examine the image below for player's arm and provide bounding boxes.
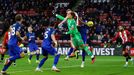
[55,14,65,21]
[16,31,24,41]
[23,35,27,41]
[74,12,89,26]
[111,32,119,42]
[79,18,88,25]
[58,17,68,27]
[126,30,132,39]
[51,32,58,47]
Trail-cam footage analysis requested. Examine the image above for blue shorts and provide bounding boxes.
[28,43,38,52]
[8,44,23,56]
[42,46,57,56]
[81,36,87,44]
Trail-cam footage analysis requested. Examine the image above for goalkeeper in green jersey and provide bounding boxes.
[55,9,95,64]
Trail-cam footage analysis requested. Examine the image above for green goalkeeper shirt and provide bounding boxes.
[56,14,79,35]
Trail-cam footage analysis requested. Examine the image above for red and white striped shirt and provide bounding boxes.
[2,32,11,46]
[112,30,132,44]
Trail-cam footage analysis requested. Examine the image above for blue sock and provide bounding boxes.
[38,57,48,68]
[82,50,85,61]
[67,48,74,56]
[36,54,40,60]
[9,54,21,61]
[29,55,33,60]
[2,61,12,71]
[53,54,60,66]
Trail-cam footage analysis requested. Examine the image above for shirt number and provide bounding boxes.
[11,27,15,35]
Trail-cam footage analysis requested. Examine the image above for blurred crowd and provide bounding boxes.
[0,0,134,46]
[76,0,134,46]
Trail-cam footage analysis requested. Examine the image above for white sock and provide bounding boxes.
[131,58,133,61]
[66,56,69,58]
[91,55,94,58]
[82,61,85,64]
[52,65,56,69]
[126,62,128,65]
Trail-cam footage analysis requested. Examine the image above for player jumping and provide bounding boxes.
[0,14,25,75]
[55,9,95,64]
[35,22,60,72]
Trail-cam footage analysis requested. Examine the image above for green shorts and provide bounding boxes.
[72,33,84,49]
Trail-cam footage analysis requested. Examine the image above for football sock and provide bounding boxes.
[13,60,16,63]
[53,54,60,66]
[83,46,93,57]
[29,55,33,60]
[67,48,74,56]
[38,57,48,68]
[2,61,12,71]
[82,50,85,61]
[36,54,40,60]
[1,54,4,61]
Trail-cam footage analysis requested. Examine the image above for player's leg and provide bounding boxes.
[35,45,40,63]
[123,43,133,67]
[75,35,95,64]
[1,45,24,74]
[0,47,7,63]
[36,50,40,63]
[28,45,34,63]
[13,60,16,66]
[82,45,95,64]
[49,47,60,72]
[65,47,74,60]
[1,59,12,75]
[81,39,86,67]
[0,54,5,62]
[35,47,48,72]
[81,50,85,68]
[65,41,75,60]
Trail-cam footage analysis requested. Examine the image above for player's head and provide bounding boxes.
[15,14,23,23]
[66,9,75,19]
[118,26,124,31]
[28,26,33,33]
[8,26,12,32]
[49,22,55,28]
[66,9,72,13]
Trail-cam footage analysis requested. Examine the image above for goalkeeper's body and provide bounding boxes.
[55,10,95,64]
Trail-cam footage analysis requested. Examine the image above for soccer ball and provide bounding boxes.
[86,21,94,27]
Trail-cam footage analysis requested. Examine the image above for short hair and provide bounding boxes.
[15,14,23,21]
[66,9,72,13]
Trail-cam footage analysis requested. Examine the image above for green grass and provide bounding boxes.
[0,55,134,75]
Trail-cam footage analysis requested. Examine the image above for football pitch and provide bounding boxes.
[0,56,134,75]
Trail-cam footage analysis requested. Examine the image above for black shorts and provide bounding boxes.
[122,42,131,50]
[5,44,8,50]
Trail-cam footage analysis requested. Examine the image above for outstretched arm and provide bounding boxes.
[58,17,68,27]
[55,14,65,21]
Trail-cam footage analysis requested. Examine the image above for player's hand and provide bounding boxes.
[52,10,56,15]
[54,43,58,48]
[62,32,67,35]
